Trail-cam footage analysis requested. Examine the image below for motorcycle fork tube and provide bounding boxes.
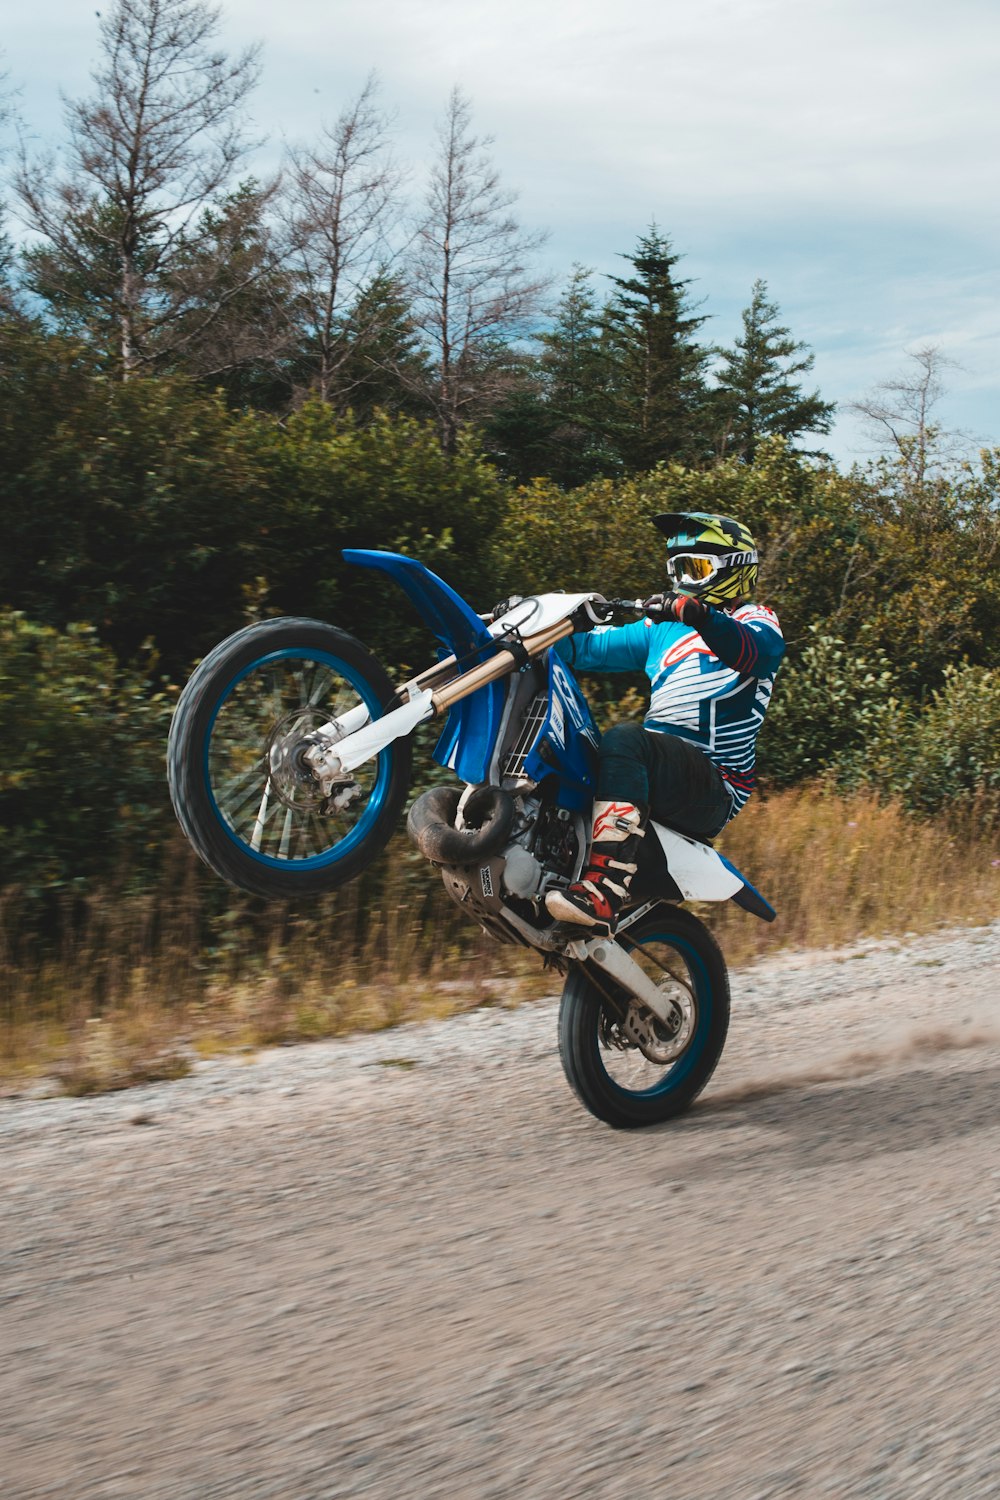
[429,619,573,715]
[401,655,459,697]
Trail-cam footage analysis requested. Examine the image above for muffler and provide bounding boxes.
[406,785,516,864]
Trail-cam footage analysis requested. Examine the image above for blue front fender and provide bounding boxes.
[342,549,507,785]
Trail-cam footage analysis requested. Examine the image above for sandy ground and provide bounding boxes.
[2,922,1000,1499]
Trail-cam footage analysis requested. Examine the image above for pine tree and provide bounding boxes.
[480,368,558,485]
[541,268,603,409]
[538,265,620,483]
[483,266,619,485]
[163,180,295,407]
[328,272,430,422]
[714,279,834,462]
[21,199,153,363]
[603,228,711,470]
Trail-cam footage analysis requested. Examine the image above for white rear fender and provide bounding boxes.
[651,825,743,902]
[651,823,776,921]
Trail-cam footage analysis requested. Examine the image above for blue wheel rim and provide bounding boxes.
[204,647,393,870]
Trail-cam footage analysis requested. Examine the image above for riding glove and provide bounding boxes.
[642,592,709,627]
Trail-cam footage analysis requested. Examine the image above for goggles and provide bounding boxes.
[667,550,757,586]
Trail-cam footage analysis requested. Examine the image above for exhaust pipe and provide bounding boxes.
[407,785,515,864]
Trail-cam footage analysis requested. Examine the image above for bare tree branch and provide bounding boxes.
[279,74,405,403]
[407,88,549,452]
[848,345,973,487]
[0,61,22,316]
[14,0,262,375]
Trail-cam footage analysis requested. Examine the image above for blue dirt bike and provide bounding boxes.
[167,550,775,1128]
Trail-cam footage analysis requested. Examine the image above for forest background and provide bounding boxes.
[1,0,998,1086]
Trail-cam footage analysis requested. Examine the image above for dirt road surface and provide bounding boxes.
[3,923,999,1499]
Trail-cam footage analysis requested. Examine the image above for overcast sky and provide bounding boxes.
[5,0,999,464]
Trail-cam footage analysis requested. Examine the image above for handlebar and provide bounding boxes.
[605,597,648,615]
[488,593,656,629]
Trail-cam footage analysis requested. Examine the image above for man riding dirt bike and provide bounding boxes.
[167,510,783,1129]
[546,511,784,932]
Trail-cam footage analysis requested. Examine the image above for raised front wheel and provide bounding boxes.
[167,618,411,898]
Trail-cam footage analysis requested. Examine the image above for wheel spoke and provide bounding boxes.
[278,805,294,860]
[305,662,334,708]
[216,761,265,805]
[207,649,390,865]
[217,766,268,823]
[250,780,273,852]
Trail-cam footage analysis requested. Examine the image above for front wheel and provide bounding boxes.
[167,617,412,899]
[558,906,729,1128]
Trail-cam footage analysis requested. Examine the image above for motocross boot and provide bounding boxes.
[545,801,649,934]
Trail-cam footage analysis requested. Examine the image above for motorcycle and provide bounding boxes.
[167,549,775,1129]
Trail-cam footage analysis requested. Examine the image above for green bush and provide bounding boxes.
[249,405,509,670]
[755,626,900,788]
[863,664,1000,821]
[759,644,1000,824]
[0,325,510,678]
[2,327,998,906]
[493,443,867,641]
[496,439,1000,697]
[0,612,175,892]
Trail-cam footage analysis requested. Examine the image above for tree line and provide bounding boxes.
[1,313,997,898]
[1,0,998,906]
[2,0,833,475]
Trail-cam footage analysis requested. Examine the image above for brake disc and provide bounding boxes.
[266,709,342,814]
[622,994,693,1064]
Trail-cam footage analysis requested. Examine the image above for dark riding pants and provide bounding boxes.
[597,722,733,839]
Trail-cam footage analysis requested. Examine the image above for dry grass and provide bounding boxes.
[709,784,999,964]
[2,787,997,1093]
[0,854,542,1095]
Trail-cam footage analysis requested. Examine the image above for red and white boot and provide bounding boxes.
[545,801,648,933]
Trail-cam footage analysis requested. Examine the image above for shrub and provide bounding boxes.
[863,663,1000,822]
[756,626,899,788]
[0,612,175,892]
[0,322,511,679]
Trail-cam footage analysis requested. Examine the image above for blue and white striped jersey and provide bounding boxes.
[557,603,784,820]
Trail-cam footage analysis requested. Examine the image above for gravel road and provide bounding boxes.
[3,922,1000,1499]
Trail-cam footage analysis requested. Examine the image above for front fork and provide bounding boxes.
[300,617,576,793]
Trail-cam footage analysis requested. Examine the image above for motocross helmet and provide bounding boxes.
[652,511,758,606]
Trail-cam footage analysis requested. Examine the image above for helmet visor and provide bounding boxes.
[667,550,758,589]
[667,553,719,585]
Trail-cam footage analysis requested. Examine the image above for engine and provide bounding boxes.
[407,785,585,945]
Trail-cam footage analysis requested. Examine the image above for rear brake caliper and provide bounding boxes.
[623,1000,688,1063]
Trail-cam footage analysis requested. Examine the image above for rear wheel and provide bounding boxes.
[167,618,411,898]
[558,906,729,1128]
